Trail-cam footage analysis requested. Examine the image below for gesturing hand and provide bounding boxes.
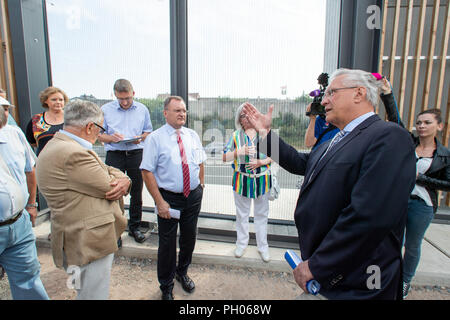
[242,103,274,137]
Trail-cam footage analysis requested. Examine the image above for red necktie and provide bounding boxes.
[177,130,190,198]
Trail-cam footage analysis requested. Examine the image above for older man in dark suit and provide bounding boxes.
[244,68,416,300]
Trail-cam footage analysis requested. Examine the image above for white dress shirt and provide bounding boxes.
[0,125,36,221]
[140,123,207,193]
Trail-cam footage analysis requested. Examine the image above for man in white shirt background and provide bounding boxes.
[141,96,206,300]
[0,97,49,299]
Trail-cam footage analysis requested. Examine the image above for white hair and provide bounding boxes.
[64,99,103,127]
[234,103,245,130]
[330,68,381,107]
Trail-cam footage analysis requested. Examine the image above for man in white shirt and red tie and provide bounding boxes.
[141,96,206,300]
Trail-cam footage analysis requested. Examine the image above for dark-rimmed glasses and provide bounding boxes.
[93,122,106,134]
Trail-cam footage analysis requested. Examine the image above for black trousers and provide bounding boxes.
[105,149,143,231]
[157,185,203,293]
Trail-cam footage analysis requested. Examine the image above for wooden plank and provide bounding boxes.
[0,0,18,122]
[443,85,450,221]
[398,0,414,117]
[388,0,402,83]
[408,0,428,130]
[376,0,389,114]
[421,0,440,111]
[444,86,450,147]
[435,2,450,110]
[0,3,8,91]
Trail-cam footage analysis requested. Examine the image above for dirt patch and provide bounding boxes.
[1,247,449,300]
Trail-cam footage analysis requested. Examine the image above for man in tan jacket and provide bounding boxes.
[36,99,130,299]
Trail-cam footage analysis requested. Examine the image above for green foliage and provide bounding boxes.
[135,97,308,149]
[294,92,313,104]
[135,98,165,130]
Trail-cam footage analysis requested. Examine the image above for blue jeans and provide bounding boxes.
[402,198,434,284]
[0,210,49,300]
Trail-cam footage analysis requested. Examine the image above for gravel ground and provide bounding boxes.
[1,247,449,300]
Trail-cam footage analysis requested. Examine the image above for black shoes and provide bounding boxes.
[117,236,122,249]
[161,290,174,300]
[175,273,195,293]
[128,229,146,243]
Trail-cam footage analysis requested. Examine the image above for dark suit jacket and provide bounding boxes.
[260,114,416,299]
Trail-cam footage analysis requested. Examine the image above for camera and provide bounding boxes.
[305,72,329,117]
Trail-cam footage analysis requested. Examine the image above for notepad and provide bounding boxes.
[118,137,141,144]
[154,207,181,219]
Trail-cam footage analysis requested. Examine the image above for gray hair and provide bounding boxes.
[234,103,246,130]
[113,79,133,93]
[64,99,103,128]
[163,95,184,110]
[330,68,381,107]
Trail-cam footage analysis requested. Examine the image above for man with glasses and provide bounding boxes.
[305,79,400,151]
[141,96,206,300]
[244,68,416,300]
[36,99,130,299]
[99,79,153,244]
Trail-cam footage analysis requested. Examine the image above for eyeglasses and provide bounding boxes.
[93,122,106,134]
[323,86,358,98]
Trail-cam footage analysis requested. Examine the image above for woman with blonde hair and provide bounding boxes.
[26,86,68,155]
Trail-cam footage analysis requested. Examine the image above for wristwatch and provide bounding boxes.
[26,203,38,208]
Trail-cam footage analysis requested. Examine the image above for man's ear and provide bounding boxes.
[86,122,94,134]
[353,87,366,103]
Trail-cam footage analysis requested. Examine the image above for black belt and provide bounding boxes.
[159,188,184,197]
[108,149,143,156]
[159,185,200,197]
[0,210,23,227]
[410,195,422,201]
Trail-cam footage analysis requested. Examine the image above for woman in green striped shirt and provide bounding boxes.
[223,104,272,262]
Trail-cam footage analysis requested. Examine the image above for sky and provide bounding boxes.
[46,0,326,100]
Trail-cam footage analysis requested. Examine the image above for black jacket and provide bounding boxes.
[260,115,416,299]
[381,93,450,212]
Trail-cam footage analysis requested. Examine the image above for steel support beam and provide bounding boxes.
[170,0,188,107]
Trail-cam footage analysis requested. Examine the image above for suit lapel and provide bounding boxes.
[302,115,380,192]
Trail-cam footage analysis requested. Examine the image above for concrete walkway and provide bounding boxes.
[34,213,450,288]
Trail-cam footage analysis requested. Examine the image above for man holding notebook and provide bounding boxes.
[99,79,153,243]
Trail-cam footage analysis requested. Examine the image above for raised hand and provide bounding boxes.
[242,103,274,137]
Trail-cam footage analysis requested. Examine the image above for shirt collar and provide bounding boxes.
[60,130,93,150]
[115,100,136,111]
[165,123,186,136]
[343,112,375,133]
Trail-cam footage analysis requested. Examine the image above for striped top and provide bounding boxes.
[223,130,271,198]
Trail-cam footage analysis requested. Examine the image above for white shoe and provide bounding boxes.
[234,246,246,258]
[259,250,270,262]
